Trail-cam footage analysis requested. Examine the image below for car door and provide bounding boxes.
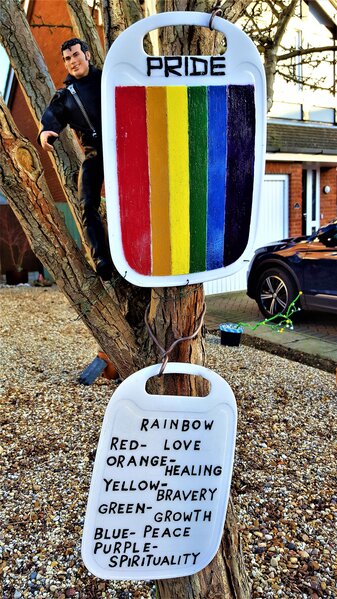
[298,223,337,311]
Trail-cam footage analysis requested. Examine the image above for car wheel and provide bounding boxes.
[256,268,297,318]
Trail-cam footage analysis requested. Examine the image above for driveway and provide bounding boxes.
[205,291,337,372]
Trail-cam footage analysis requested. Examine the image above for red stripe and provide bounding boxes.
[115,86,151,275]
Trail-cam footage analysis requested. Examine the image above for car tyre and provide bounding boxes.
[256,268,297,318]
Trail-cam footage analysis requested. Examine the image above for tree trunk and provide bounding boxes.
[145,3,252,595]
[147,290,251,597]
[102,0,144,49]
[67,0,105,67]
[156,497,250,598]
[146,289,251,596]
[264,45,278,112]
[102,0,152,51]
[146,285,207,394]
[155,0,254,56]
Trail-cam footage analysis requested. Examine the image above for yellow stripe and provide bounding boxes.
[146,87,171,275]
[166,86,190,275]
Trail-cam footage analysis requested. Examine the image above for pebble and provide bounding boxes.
[286,542,296,550]
[271,557,280,567]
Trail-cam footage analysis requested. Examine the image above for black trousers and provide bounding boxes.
[78,148,111,265]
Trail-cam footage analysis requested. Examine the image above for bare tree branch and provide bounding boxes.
[273,0,297,45]
[67,0,105,67]
[278,45,337,61]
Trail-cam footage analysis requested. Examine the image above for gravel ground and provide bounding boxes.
[1,286,336,599]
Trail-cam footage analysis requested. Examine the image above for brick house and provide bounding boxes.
[1,0,337,289]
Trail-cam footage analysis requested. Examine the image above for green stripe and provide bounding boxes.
[188,86,208,272]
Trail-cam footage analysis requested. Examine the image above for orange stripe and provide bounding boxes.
[146,87,171,275]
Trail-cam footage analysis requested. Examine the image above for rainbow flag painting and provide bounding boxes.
[115,84,255,278]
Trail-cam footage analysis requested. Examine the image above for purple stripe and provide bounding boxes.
[224,85,255,266]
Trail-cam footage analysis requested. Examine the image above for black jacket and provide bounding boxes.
[38,65,102,151]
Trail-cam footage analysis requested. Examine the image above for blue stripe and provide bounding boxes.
[206,86,227,270]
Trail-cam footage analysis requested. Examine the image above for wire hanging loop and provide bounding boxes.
[158,354,169,377]
[209,7,223,30]
[144,303,207,377]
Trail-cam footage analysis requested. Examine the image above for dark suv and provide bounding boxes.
[247,220,337,318]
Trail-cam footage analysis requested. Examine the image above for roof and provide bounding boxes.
[267,122,337,156]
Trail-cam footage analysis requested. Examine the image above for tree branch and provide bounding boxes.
[278,45,337,61]
[30,23,73,29]
[102,0,152,51]
[66,0,105,68]
[273,0,297,46]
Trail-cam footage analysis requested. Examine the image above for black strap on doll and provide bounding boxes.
[67,84,97,139]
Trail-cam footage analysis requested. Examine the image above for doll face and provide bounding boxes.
[62,43,90,79]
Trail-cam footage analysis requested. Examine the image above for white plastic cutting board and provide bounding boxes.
[82,363,237,579]
[102,11,266,287]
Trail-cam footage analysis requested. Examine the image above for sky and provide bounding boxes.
[0,45,10,96]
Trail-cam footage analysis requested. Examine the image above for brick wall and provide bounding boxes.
[320,167,337,224]
[266,161,337,235]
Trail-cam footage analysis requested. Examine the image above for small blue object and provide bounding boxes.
[78,357,107,385]
[219,322,244,334]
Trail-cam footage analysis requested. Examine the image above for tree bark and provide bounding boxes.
[155,0,254,60]
[221,0,256,23]
[67,0,105,67]
[156,499,250,598]
[102,0,152,51]
[146,285,207,393]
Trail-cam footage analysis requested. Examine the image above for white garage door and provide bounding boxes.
[205,174,289,295]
